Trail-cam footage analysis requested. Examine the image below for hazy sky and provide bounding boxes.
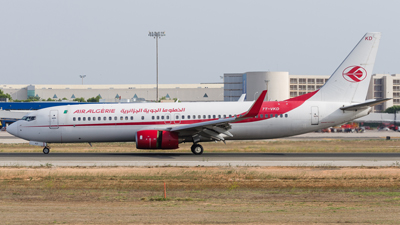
[1,0,399,85]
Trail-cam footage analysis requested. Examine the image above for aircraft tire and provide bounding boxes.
[43,147,50,154]
[191,144,203,155]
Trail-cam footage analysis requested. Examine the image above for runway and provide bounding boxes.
[1,152,400,167]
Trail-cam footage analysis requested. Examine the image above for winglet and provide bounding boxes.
[237,94,246,102]
[242,90,267,118]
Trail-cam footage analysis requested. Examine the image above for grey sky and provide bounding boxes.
[0,0,399,85]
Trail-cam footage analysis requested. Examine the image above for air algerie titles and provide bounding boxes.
[72,108,186,114]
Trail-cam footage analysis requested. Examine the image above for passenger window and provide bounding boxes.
[152,116,155,120]
[255,115,258,118]
[120,116,123,120]
[161,116,164,120]
[141,116,144,120]
[285,114,288,118]
[125,116,128,120]
[130,116,134,120]
[176,115,179,119]
[93,117,96,121]
[114,116,117,120]
[265,114,268,118]
[73,117,76,121]
[218,115,221,119]
[275,114,278,118]
[270,114,273,118]
[208,115,211,119]
[229,115,232,117]
[98,117,101,121]
[83,117,86,121]
[224,115,226,118]
[280,114,283,118]
[78,117,81,121]
[166,116,169,119]
[260,114,263,118]
[88,117,91,121]
[213,115,216,119]
[109,117,112,121]
[157,116,160,120]
[187,115,190,119]
[193,115,196,119]
[182,115,185,119]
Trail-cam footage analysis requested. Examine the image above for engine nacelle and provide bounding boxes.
[135,130,179,149]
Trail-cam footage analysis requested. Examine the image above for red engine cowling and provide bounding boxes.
[135,130,179,149]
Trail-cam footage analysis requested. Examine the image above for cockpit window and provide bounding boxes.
[21,116,36,121]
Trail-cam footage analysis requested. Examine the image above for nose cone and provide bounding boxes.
[7,122,18,137]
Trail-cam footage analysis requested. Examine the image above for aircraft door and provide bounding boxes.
[311,106,319,125]
[49,110,59,129]
[173,113,181,124]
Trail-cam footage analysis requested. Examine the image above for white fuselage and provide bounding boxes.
[8,99,370,144]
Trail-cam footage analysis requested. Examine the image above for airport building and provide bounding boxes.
[2,73,400,112]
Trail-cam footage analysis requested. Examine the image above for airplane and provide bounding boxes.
[7,32,388,155]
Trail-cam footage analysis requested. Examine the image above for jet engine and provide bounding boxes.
[135,130,179,149]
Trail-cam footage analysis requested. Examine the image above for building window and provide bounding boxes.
[299,79,306,84]
[394,93,400,97]
[299,85,306,90]
[394,80,400,85]
[325,79,329,83]
[374,79,383,84]
[290,85,297,90]
[307,79,315,84]
[299,92,307,95]
[394,86,400,91]
[394,99,400,104]
[308,85,315,90]
[316,79,324,84]
[374,92,383,98]
[316,85,323,89]
[290,78,297,84]
[290,92,298,97]
[374,86,383,91]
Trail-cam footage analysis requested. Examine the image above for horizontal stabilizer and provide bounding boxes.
[340,98,391,111]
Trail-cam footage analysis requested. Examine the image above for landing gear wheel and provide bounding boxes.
[191,144,203,155]
[43,147,50,154]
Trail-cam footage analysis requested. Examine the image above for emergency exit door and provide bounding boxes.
[49,110,59,129]
[311,106,319,125]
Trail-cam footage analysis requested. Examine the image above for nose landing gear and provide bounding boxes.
[43,147,50,154]
[191,143,203,155]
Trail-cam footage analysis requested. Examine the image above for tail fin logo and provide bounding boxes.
[342,66,367,83]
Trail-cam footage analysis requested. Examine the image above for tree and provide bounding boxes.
[73,97,86,102]
[87,95,101,102]
[0,89,12,101]
[384,105,400,113]
[46,98,55,101]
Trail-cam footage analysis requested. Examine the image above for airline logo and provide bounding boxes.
[342,66,367,83]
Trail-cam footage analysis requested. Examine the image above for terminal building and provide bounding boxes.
[2,73,400,112]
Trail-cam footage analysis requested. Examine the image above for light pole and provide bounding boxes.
[148,31,166,102]
[264,80,270,101]
[254,92,258,101]
[80,75,86,85]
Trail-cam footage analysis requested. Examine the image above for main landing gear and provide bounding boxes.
[43,146,50,154]
[191,143,204,155]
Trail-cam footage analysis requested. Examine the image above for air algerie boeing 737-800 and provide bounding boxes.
[7,32,388,155]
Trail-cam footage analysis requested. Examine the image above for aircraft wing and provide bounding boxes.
[340,98,392,111]
[168,90,267,142]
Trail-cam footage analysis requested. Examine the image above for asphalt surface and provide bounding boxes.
[2,130,400,167]
[1,152,400,167]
